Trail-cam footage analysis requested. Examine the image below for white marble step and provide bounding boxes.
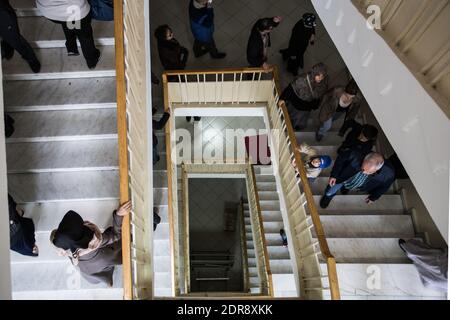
[326,238,414,263]
[3,78,116,107]
[154,223,170,240]
[8,170,119,202]
[18,16,114,46]
[6,139,118,172]
[254,181,277,192]
[153,171,168,188]
[272,274,298,297]
[16,198,119,232]
[318,215,415,238]
[245,221,285,234]
[154,255,172,273]
[154,272,172,289]
[246,233,285,247]
[154,288,173,297]
[6,108,117,139]
[12,262,123,291]
[308,177,395,195]
[3,46,115,80]
[316,195,404,215]
[296,131,344,146]
[13,288,123,300]
[257,191,279,201]
[244,210,283,222]
[321,263,447,299]
[268,260,294,275]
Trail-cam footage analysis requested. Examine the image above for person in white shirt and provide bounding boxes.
[36,0,100,69]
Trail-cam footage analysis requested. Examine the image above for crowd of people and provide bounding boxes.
[2,0,446,292]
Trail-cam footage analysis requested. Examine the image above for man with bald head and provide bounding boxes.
[320,151,395,208]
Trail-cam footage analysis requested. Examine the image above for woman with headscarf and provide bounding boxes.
[280,13,317,76]
[280,63,329,131]
[9,194,39,257]
[50,201,132,286]
[293,143,332,183]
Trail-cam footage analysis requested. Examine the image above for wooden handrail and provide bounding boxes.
[272,67,340,300]
[114,0,132,300]
[248,164,274,297]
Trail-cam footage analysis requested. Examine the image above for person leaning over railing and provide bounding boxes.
[50,201,132,287]
[279,63,328,131]
[292,142,332,184]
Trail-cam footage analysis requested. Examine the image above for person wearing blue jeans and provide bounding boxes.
[320,151,395,208]
[316,80,362,142]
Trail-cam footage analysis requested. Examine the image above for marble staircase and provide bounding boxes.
[3,2,126,300]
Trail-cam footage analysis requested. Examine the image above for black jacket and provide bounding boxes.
[153,112,170,146]
[157,38,188,70]
[331,148,395,201]
[338,123,375,156]
[287,19,315,56]
[246,18,279,67]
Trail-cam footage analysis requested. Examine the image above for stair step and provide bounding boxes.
[315,195,404,214]
[153,255,172,273]
[318,215,415,238]
[269,260,294,274]
[5,108,117,139]
[320,263,447,298]
[15,198,120,232]
[18,16,114,45]
[267,246,290,260]
[258,201,280,211]
[308,177,396,195]
[8,170,118,202]
[154,239,171,257]
[3,46,115,80]
[255,175,275,183]
[6,139,118,172]
[244,210,283,222]
[249,267,258,278]
[246,233,285,247]
[257,191,279,201]
[154,223,170,240]
[11,262,123,291]
[296,131,344,146]
[326,238,415,263]
[154,288,173,297]
[254,181,277,191]
[13,288,123,300]
[3,78,116,107]
[153,170,168,188]
[245,221,285,234]
[154,272,172,289]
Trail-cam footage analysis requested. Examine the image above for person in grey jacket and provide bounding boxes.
[50,201,132,286]
[36,0,100,69]
[279,63,328,130]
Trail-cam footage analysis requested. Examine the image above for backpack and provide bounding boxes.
[89,0,114,21]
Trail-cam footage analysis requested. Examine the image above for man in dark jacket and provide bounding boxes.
[154,25,189,70]
[189,0,226,59]
[320,151,395,208]
[337,123,378,156]
[0,0,41,73]
[153,108,170,165]
[280,13,316,76]
[247,16,282,70]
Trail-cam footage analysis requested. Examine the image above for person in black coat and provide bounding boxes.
[154,25,189,71]
[337,123,379,156]
[9,194,39,257]
[0,0,41,73]
[247,16,282,70]
[280,13,316,76]
[153,108,170,165]
[320,151,395,208]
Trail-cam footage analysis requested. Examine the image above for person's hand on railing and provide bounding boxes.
[262,62,273,73]
[328,178,337,187]
[117,201,132,216]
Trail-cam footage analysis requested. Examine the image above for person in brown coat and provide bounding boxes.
[50,201,132,286]
[154,24,189,71]
[316,79,362,141]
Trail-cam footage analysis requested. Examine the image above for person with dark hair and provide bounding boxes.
[279,63,328,130]
[247,16,282,70]
[36,0,101,69]
[189,0,226,59]
[0,0,41,73]
[154,25,189,71]
[320,152,395,209]
[9,194,39,257]
[50,201,132,285]
[280,13,316,76]
[316,79,362,142]
[153,107,170,165]
[337,122,378,156]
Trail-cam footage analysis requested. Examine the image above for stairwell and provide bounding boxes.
[2,2,123,299]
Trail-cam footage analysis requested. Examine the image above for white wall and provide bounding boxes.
[0,55,12,299]
[312,0,450,242]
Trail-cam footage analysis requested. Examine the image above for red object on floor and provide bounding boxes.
[245,135,272,165]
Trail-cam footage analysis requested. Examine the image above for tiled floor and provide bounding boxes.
[150,0,348,109]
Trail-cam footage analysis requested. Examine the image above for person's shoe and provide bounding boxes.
[68,51,80,56]
[32,245,39,257]
[320,195,332,209]
[341,188,350,195]
[398,239,408,254]
[211,52,226,59]
[87,49,101,69]
[193,117,201,122]
[186,116,192,123]
[280,229,288,247]
[315,132,324,142]
[28,59,41,73]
